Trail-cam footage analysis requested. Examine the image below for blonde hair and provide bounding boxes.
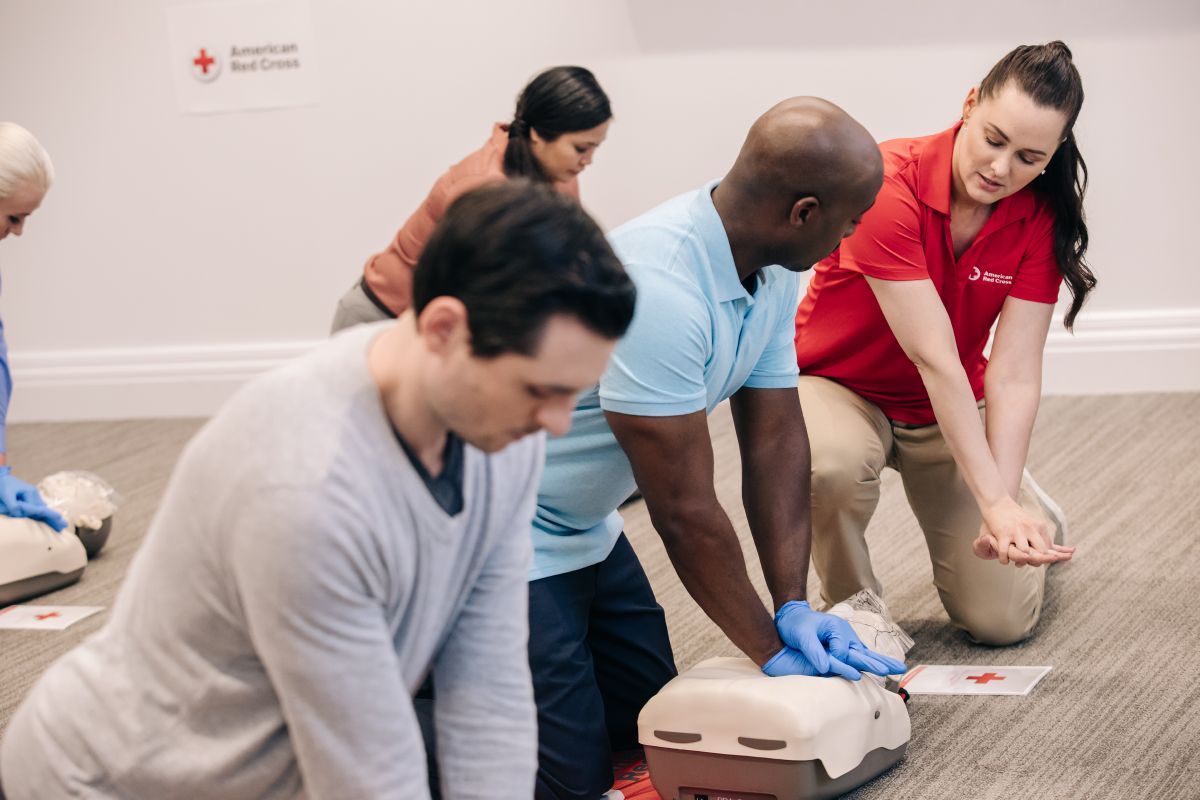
[0,122,55,200]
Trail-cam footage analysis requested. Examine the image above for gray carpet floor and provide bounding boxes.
[2,393,1198,798]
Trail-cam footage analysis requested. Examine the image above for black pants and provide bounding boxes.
[529,534,677,800]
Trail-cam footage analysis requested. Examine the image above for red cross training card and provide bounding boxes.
[898,665,1053,696]
[0,605,104,631]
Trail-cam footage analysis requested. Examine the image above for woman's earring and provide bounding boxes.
[1041,169,1046,175]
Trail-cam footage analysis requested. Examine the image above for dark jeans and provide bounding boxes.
[529,534,677,800]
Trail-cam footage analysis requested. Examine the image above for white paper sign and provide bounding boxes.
[0,605,105,631]
[899,664,1053,696]
[166,0,318,114]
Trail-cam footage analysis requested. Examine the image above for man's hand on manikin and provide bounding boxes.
[762,601,906,680]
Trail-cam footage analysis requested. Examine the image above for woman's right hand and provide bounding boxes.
[974,496,1075,566]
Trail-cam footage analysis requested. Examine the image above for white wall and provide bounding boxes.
[2,0,1198,421]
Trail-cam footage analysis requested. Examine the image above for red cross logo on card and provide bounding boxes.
[191,47,221,83]
[967,672,1006,684]
[35,612,61,621]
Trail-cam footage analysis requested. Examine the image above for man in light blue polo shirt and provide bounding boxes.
[528,97,908,800]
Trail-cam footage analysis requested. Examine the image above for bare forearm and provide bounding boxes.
[652,502,782,666]
[983,377,1041,498]
[741,453,810,609]
[916,357,1009,510]
[729,389,812,610]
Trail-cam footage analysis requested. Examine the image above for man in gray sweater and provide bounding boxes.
[0,183,636,800]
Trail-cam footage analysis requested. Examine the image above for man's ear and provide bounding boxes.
[416,297,470,355]
[790,196,820,227]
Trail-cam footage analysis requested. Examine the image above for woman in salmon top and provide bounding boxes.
[794,42,1094,645]
[332,65,611,331]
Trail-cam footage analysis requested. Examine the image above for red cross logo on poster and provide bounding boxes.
[191,47,221,83]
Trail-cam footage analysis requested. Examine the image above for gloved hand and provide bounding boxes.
[773,600,907,678]
[0,466,67,531]
[763,644,862,680]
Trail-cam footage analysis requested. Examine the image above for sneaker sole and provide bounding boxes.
[1023,468,1068,547]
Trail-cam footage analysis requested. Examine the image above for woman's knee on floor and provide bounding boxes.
[949,598,1043,646]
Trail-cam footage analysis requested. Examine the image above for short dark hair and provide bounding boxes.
[412,181,635,358]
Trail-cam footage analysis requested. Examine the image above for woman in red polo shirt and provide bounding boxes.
[331,65,612,331]
[794,42,1094,645]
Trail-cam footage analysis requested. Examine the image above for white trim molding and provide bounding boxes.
[6,308,1200,423]
[1042,308,1200,395]
[7,341,320,422]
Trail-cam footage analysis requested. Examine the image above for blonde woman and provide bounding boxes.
[0,122,64,530]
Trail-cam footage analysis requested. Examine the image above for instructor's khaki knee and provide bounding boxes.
[810,446,877,505]
[952,603,1041,646]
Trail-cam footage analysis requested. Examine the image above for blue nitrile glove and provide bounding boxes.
[0,466,67,531]
[763,644,860,679]
[774,600,907,678]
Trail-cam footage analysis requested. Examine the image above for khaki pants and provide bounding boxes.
[800,376,1062,645]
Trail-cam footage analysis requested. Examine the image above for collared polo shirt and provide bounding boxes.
[531,179,802,580]
[793,123,1062,425]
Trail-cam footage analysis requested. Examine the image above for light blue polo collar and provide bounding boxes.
[689,178,767,303]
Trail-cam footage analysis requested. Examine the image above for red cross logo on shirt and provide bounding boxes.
[966,672,1005,684]
[191,47,221,82]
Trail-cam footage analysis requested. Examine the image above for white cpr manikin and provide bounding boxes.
[639,657,910,800]
[0,516,87,606]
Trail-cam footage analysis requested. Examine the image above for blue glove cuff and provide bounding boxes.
[0,466,10,477]
[774,600,810,624]
[761,647,789,677]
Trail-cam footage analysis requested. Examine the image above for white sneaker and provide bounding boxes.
[1023,468,1068,547]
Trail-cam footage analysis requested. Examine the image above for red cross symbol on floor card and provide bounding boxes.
[0,605,105,631]
[966,672,1006,684]
[898,665,1054,696]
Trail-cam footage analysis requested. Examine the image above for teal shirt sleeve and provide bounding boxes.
[598,266,711,417]
[743,268,802,390]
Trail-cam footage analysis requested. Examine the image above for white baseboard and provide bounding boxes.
[7,309,1200,423]
[1042,308,1200,395]
[7,341,320,423]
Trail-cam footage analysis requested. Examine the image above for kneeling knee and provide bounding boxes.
[810,455,875,501]
[956,609,1040,646]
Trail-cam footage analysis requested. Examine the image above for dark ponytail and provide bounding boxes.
[980,41,1095,330]
[504,66,612,182]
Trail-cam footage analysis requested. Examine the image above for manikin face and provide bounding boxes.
[954,82,1069,207]
[425,309,617,453]
[530,120,611,183]
[0,179,46,241]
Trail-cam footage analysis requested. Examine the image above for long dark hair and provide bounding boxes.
[979,41,1095,330]
[504,66,612,182]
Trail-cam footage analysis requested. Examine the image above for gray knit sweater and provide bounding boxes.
[1,324,542,799]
